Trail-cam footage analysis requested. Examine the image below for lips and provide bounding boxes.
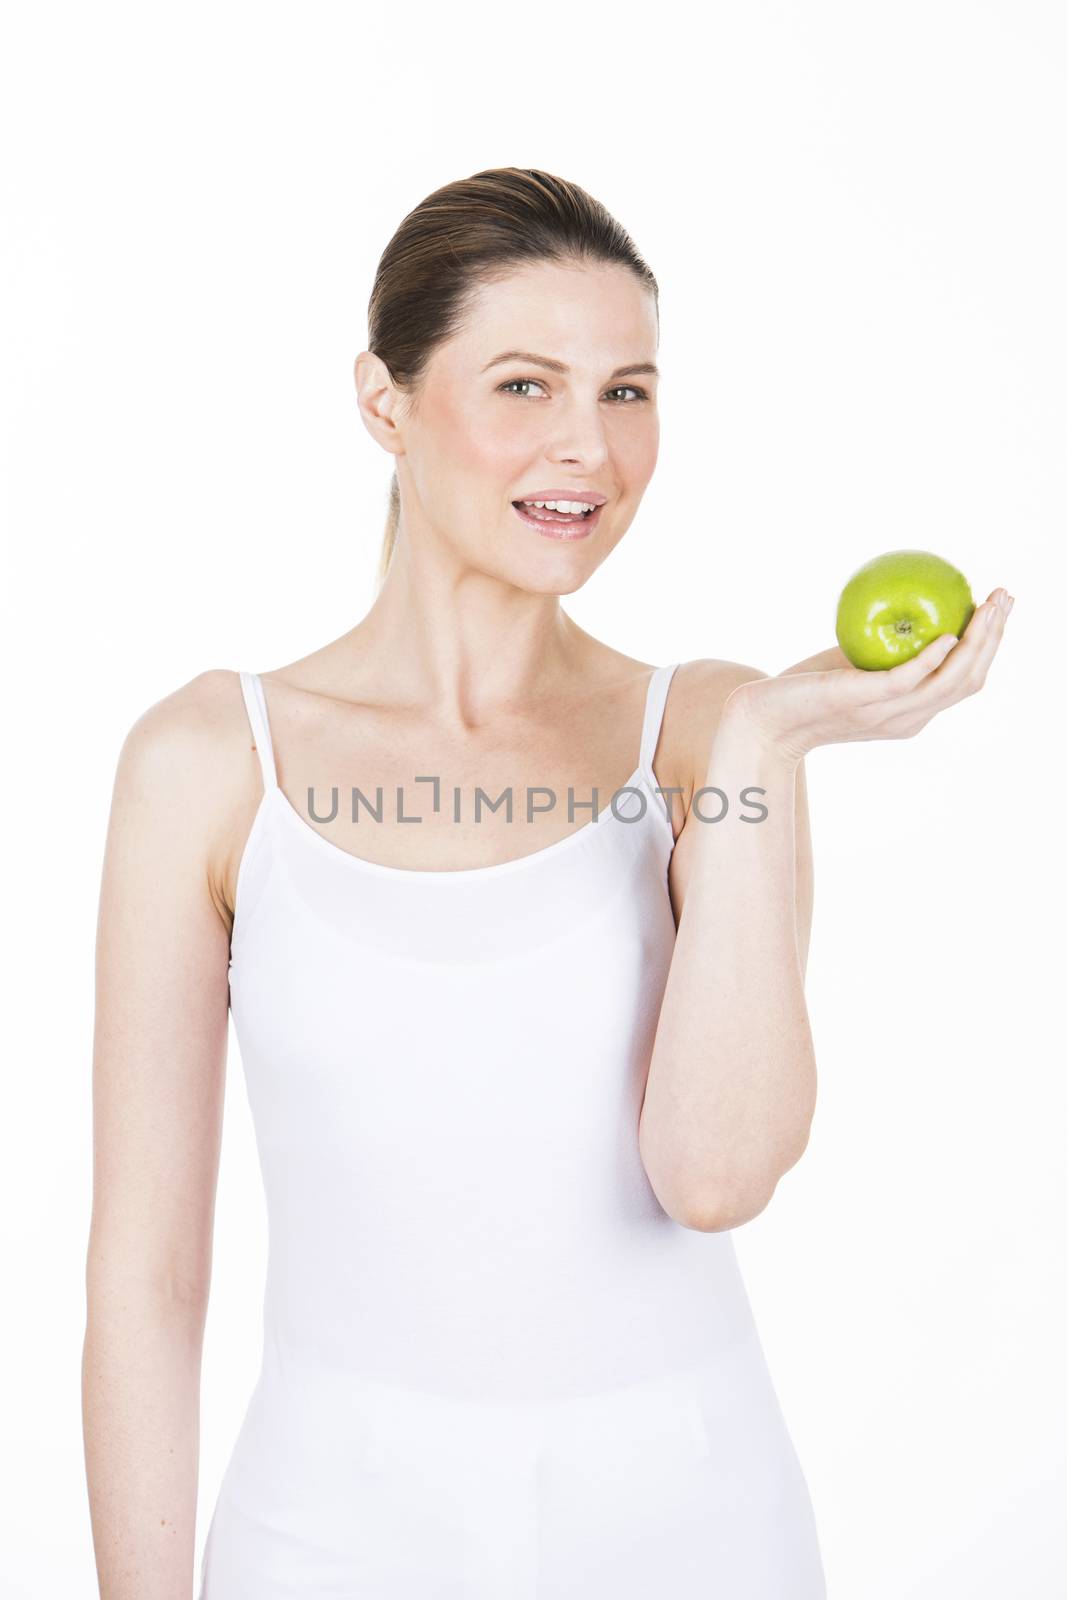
[515,488,607,507]
[512,501,603,540]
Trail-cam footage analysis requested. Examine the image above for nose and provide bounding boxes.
[550,424,610,474]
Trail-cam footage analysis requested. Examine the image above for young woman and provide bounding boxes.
[83,167,1012,1599]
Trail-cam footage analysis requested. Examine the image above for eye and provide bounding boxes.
[498,378,650,403]
[498,378,549,399]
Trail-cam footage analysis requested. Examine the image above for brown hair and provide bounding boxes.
[365,167,659,589]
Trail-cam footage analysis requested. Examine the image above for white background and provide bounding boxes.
[3,2,1064,1594]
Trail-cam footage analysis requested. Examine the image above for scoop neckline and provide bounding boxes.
[268,764,672,882]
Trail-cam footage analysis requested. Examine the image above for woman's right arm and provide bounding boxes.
[82,672,246,1599]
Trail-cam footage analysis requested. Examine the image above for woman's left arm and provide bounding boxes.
[639,586,1013,1232]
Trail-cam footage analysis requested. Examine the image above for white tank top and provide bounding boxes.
[198,663,827,1597]
[227,662,763,1400]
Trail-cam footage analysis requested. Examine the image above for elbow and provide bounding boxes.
[642,1113,815,1233]
[674,1180,777,1233]
[672,1135,813,1233]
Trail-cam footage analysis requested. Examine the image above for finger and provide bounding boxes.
[862,628,962,698]
[898,589,1010,708]
[868,586,1006,698]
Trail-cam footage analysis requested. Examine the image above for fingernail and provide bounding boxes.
[1006,595,1015,615]
[997,590,1011,613]
[986,603,999,627]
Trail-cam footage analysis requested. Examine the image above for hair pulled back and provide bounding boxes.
[365,167,658,588]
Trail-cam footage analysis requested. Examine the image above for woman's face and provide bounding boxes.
[385,260,660,591]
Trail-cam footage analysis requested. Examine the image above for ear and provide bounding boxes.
[354,350,405,460]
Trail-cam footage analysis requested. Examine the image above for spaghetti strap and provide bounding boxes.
[638,662,679,780]
[238,670,278,793]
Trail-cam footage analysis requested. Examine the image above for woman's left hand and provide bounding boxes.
[724,587,1015,763]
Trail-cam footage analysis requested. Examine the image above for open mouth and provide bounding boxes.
[511,500,603,539]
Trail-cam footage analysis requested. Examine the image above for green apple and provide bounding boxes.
[835,549,976,671]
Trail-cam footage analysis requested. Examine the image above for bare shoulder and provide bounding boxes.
[661,658,772,818]
[92,671,253,1303]
[108,669,257,929]
[115,669,249,805]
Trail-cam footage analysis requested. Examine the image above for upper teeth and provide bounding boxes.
[522,499,596,513]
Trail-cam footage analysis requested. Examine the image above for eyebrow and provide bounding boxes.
[480,350,660,380]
